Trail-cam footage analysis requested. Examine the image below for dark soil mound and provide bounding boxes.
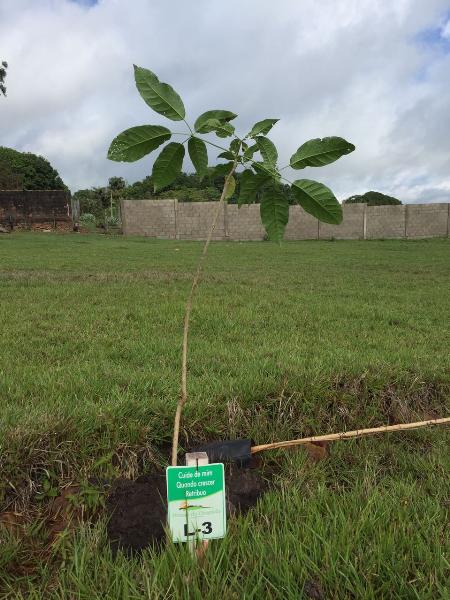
[226,467,268,514]
[107,473,167,555]
[107,467,268,555]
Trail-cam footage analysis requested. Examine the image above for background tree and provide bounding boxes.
[344,191,402,206]
[72,188,98,216]
[108,176,126,192]
[0,159,23,190]
[107,176,126,218]
[74,179,126,221]
[74,172,222,211]
[0,61,7,97]
[73,166,309,220]
[121,171,221,202]
[100,170,293,204]
[73,187,109,218]
[0,147,67,190]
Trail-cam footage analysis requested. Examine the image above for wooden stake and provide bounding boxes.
[185,452,209,558]
[185,452,209,467]
[251,417,450,454]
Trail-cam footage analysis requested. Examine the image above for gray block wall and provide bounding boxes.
[366,205,406,239]
[227,205,265,240]
[285,205,318,240]
[176,202,225,240]
[319,204,366,240]
[406,203,449,238]
[121,199,176,238]
[121,199,450,241]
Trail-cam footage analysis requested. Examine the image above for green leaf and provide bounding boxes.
[252,161,278,179]
[238,169,270,207]
[195,118,234,138]
[255,136,278,165]
[152,142,185,192]
[107,125,171,162]
[213,162,234,177]
[260,185,289,242]
[248,118,279,137]
[194,110,237,133]
[229,139,241,154]
[215,122,235,138]
[134,65,185,121]
[243,144,258,161]
[291,179,342,224]
[199,118,222,132]
[290,136,355,169]
[217,151,235,160]
[252,161,268,175]
[224,175,236,199]
[188,137,208,181]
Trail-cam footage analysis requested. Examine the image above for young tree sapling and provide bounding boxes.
[107,65,355,466]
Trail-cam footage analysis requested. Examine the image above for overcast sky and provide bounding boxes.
[1,0,450,203]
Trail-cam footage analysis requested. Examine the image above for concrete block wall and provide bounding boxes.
[121,199,450,241]
[366,205,406,239]
[176,202,225,240]
[406,203,449,238]
[285,205,318,240]
[121,199,176,238]
[319,204,365,240]
[226,204,265,240]
[0,190,71,226]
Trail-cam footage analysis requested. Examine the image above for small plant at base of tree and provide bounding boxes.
[107,65,355,467]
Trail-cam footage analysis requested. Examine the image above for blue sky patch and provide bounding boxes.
[415,10,450,53]
[412,11,450,82]
[69,0,99,7]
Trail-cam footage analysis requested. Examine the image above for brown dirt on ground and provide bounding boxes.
[106,466,269,555]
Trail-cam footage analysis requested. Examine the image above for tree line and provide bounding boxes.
[0,146,401,220]
[73,170,299,218]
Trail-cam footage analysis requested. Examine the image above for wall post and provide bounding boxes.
[224,202,229,239]
[404,204,409,238]
[363,203,367,240]
[174,199,179,240]
[447,203,450,238]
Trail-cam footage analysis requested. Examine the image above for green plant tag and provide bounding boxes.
[166,463,226,543]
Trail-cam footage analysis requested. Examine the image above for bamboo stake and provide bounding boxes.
[251,417,450,454]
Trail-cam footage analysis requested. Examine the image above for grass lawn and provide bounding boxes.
[0,232,449,599]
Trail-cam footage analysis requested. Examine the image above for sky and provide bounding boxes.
[1,0,450,203]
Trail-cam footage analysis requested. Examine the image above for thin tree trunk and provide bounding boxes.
[171,164,237,466]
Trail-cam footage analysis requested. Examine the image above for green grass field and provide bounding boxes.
[0,233,449,599]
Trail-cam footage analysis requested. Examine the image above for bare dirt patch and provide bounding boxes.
[106,466,268,555]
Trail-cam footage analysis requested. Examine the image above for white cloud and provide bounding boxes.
[442,19,450,38]
[1,0,450,203]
